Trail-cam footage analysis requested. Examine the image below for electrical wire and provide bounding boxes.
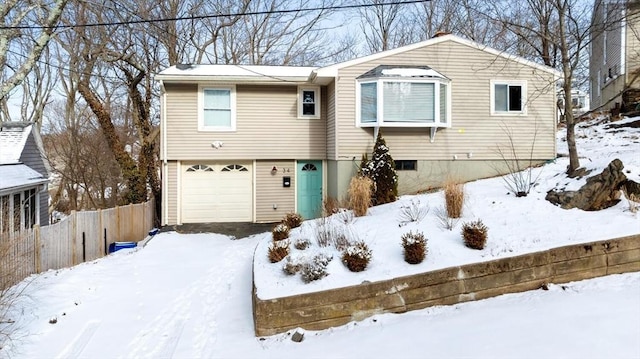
[0,0,431,30]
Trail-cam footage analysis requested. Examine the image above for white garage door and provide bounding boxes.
[181,163,253,223]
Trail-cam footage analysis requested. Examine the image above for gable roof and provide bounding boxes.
[312,34,561,80]
[0,122,33,165]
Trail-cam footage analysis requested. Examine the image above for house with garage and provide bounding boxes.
[590,0,640,112]
[156,33,559,225]
[0,122,50,233]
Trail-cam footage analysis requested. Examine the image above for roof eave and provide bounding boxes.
[154,74,313,84]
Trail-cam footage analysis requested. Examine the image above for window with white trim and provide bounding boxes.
[491,80,527,115]
[356,77,451,127]
[298,86,320,118]
[198,85,236,131]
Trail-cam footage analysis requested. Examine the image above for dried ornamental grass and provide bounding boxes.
[462,219,488,250]
[443,179,464,219]
[272,223,290,241]
[401,231,427,264]
[342,241,372,272]
[268,240,290,263]
[348,176,373,216]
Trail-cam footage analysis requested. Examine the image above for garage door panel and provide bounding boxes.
[181,163,253,223]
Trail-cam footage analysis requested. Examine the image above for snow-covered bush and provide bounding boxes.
[462,220,488,250]
[272,223,290,241]
[342,241,372,272]
[282,255,303,275]
[294,237,311,250]
[300,253,333,283]
[401,231,427,264]
[360,131,398,205]
[283,212,303,229]
[268,240,290,263]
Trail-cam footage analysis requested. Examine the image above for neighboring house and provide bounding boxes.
[156,34,559,225]
[590,0,640,112]
[0,122,50,233]
[557,89,590,122]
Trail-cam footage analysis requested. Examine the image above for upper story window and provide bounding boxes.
[491,80,527,115]
[356,66,451,128]
[298,86,321,119]
[198,85,236,131]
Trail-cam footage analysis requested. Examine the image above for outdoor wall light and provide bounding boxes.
[271,166,278,174]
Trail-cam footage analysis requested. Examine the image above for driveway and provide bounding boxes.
[161,222,275,239]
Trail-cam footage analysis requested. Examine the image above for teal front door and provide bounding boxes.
[297,161,323,220]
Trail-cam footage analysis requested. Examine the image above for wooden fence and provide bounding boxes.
[1,199,155,290]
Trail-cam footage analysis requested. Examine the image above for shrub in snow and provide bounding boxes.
[300,253,333,283]
[268,240,290,263]
[348,175,373,216]
[359,131,398,205]
[283,212,303,229]
[401,231,428,264]
[398,199,429,226]
[282,256,303,275]
[342,241,372,272]
[294,237,311,250]
[461,220,488,250]
[272,223,290,241]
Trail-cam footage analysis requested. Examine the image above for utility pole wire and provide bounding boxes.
[0,0,431,30]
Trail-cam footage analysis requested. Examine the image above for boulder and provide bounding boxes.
[546,159,627,210]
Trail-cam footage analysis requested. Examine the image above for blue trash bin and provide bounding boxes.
[108,241,137,253]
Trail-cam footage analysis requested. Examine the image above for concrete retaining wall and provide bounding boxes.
[253,235,640,336]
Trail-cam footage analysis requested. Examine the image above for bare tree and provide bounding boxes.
[0,0,69,123]
[358,0,415,53]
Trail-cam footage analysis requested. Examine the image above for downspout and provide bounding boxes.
[160,80,168,226]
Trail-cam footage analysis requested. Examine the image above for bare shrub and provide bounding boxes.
[443,179,464,218]
[398,198,429,226]
[313,217,331,247]
[1,231,32,349]
[294,238,311,250]
[335,209,355,225]
[348,176,373,216]
[462,220,488,250]
[300,253,333,283]
[268,240,290,263]
[401,231,427,264]
[435,206,460,231]
[272,223,290,241]
[322,197,341,217]
[282,212,303,229]
[494,124,543,197]
[342,241,372,272]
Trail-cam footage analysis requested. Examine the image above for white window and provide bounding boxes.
[298,86,321,119]
[356,79,451,127]
[490,80,527,115]
[198,85,236,131]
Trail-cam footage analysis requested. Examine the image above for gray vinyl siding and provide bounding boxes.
[165,161,178,225]
[255,160,296,223]
[626,6,640,86]
[334,39,556,162]
[20,133,49,225]
[326,81,337,160]
[164,83,327,160]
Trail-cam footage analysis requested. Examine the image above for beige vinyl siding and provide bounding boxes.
[255,160,295,222]
[164,84,326,160]
[335,39,556,161]
[165,160,178,225]
[326,81,337,160]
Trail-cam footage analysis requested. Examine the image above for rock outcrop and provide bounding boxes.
[546,159,629,210]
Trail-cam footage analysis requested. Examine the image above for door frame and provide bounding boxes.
[295,160,325,219]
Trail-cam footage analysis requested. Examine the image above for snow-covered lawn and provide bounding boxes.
[2,116,639,358]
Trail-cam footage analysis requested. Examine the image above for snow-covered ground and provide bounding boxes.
[2,116,639,358]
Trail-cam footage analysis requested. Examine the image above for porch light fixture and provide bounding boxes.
[271,166,278,175]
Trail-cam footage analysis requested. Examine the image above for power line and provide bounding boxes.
[0,0,431,30]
